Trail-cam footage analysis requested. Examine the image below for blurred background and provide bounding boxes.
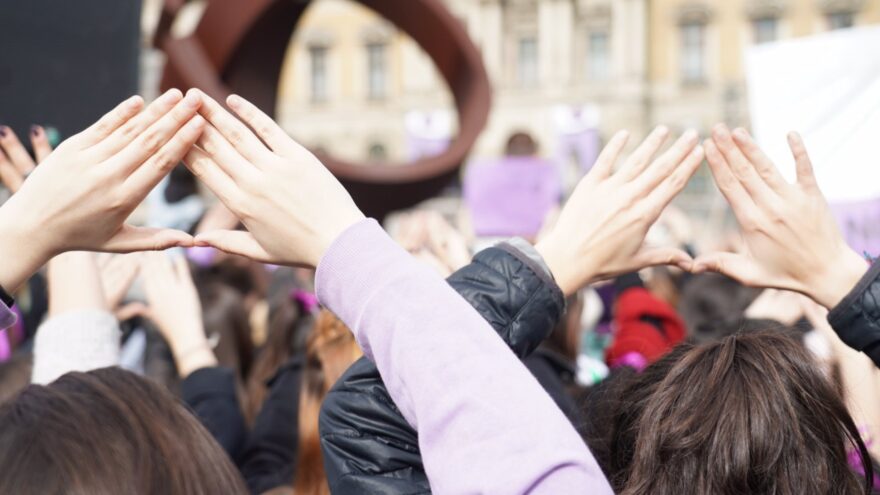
[2,0,880,247]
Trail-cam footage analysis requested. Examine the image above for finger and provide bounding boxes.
[195,230,275,264]
[0,152,24,193]
[692,252,764,286]
[122,115,205,197]
[645,144,704,212]
[76,95,145,147]
[89,89,184,161]
[101,225,194,253]
[633,246,695,272]
[173,255,194,287]
[731,127,786,190]
[197,91,273,163]
[195,125,255,182]
[632,129,699,192]
[616,126,670,182]
[111,90,201,173]
[712,124,775,203]
[704,138,761,226]
[227,94,295,154]
[587,130,629,181]
[30,126,53,163]
[115,302,148,322]
[787,132,819,191]
[0,126,36,173]
[183,145,243,205]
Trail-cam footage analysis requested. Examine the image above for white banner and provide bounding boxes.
[746,26,880,254]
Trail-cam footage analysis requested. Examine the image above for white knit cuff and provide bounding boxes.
[31,309,121,385]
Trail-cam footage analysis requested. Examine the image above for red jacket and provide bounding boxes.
[606,287,686,370]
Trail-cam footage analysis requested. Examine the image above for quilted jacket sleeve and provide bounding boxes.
[319,242,565,494]
[828,259,880,368]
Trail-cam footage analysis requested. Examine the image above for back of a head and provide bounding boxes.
[615,330,871,495]
[0,368,247,495]
[678,273,761,342]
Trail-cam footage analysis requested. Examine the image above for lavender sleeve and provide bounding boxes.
[316,219,611,495]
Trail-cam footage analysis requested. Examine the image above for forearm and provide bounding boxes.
[47,251,108,316]
[316,219,611,494]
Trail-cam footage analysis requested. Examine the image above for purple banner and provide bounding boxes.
[832,198,880,258]
[464,157,562,238]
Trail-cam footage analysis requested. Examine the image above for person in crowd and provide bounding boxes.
[0,85,878,495]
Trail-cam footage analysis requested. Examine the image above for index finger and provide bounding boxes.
[75,95,144,148]
[197,91,273,163]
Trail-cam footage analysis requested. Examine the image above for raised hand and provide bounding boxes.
[535,126,704,295]
[140,252,217,377]
[183,91,365,267]
[0,89,205,291]
[695,125,866,308]
[0,125,53,192]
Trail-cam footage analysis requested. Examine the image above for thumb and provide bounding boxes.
[115,302,148,322]
[633,246,694,272]
[195,230,276,264]
[102,225,195,252]
[692,252,760,284]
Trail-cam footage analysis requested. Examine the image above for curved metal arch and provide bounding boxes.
[156,0,492,218]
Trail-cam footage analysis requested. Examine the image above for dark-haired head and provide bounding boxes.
[604,330,872,494]
[0,367,247,494]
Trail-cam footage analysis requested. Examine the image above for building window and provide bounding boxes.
[828,12,854,30]
[587,31,610,81]
[368,143,387,161]
[753,17,778,44]
[517,37,538,87]
[309,46,328,103]
[680,22,706,84]
[367,43,387,100]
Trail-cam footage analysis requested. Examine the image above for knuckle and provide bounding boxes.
[141,130,164,152]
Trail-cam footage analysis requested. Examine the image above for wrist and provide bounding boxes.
[0,201,55,291]
[175,345,218,378]
[535,235,590,296]
[807,246,868,309]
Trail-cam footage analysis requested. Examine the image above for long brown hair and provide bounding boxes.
[293,310,362,495]
[607,330,872,494]
[0,367,247,494]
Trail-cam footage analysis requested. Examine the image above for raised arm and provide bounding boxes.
[184,92,704,494]
[697,125,880,365]
[0,89,203,295]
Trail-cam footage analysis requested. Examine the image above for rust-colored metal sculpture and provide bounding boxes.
[155,0,492,219]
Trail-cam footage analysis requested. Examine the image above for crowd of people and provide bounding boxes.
[0,87,879,494]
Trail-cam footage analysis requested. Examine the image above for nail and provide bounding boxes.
[161,88,183,103]
[0,126,7,138]
[182,90,201,108]
[712,123,729,137]
[227,94,243,108]
[655,125,669,136]
[733,128,749,140]
[30,125,41,138]
[682,129,699,142]
[125,95,143,109]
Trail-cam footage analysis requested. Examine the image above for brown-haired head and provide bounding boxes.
[609,330,871,494]
[0,367,247,494]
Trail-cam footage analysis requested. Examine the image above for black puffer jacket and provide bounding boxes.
[319,243,565,494]
[829,260,880,368]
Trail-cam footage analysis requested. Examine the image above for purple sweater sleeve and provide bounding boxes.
[316,219,612,495]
